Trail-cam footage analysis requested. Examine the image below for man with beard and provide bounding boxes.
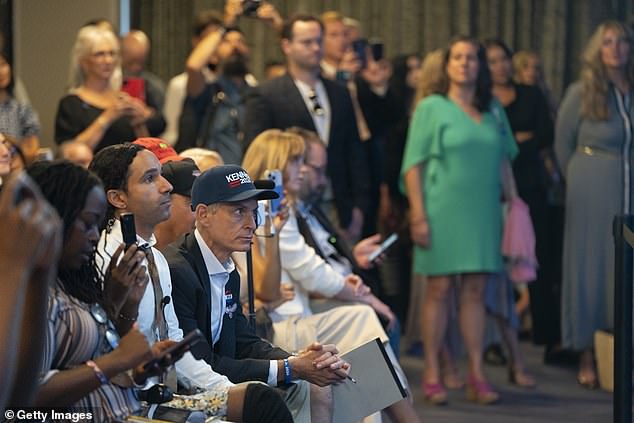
[176,0,282,164]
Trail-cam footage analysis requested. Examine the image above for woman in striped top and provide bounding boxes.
[28,160,165,421]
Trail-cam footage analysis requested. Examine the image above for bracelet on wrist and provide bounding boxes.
[283,358,292,385]
[86,360,109,385]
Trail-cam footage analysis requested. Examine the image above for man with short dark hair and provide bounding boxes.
[244,14,370,241]
[166,164,351,423]
[132,137,201,251]
[91,144,294,422]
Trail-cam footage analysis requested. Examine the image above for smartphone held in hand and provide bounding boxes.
[370,40,384,61]
[121,77,146,102]
[368,233,399,263]
[143,329,205,372]
[242,0,262,17]
[352,38,368,69]
[120,212,137,250]
[264,169,284,215]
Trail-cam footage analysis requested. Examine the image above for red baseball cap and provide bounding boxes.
[132,137,184,164]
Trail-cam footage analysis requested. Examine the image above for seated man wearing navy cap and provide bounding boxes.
[165,164,350,423]
[155,158,201,250]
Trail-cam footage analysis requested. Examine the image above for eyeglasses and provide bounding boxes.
[304,162,328,177]
[90,303,120,352]
[307,89,325,117]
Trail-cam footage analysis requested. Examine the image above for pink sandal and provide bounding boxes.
[466,375,499,405]
[422,382,448,405]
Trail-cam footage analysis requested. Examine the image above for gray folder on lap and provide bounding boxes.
[332,338,407,423]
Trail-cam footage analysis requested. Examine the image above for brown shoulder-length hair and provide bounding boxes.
[581,20,634,121]
[416,36,492,112]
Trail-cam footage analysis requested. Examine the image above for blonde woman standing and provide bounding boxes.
[555,20,634,389]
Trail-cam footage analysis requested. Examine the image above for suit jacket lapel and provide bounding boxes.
[183,234,213,331]
[215,269,244,357]
[310,206,357,265]
[296,211,328,260]
[321,77,338,141]
[283,74,317,132]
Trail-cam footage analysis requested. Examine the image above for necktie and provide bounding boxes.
[144,246,177,391]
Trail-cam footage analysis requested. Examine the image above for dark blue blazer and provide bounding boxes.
[165,233,289,383]
[243,74,370,227]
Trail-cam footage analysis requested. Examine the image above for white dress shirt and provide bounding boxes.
[97,218,233,391]
[293,78,331,143]
[194,229,279,386]
[160,72,188,145]
[272,209,345,322]
[193,229,233,346]
[297,203,353,277]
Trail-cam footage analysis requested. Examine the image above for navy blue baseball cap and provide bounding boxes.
[191,164,279,208]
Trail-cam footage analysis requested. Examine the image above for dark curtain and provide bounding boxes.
[134,0,633,102]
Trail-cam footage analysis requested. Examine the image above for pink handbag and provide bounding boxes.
[501,196,538,283]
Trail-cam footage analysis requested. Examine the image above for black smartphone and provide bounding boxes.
[143,329,205,372]
[242,0,261,17]
[352,38,368,69]
[370,41,384,61]
[120,212,137,250]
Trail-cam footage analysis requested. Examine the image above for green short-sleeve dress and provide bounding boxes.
[400,95,518,276]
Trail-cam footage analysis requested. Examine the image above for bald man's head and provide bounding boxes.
[59,141,94,169]
[121,30,150,75]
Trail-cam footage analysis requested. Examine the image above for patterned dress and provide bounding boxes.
[0,96,40,139]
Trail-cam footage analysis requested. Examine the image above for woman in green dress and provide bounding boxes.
[402,36,518,405]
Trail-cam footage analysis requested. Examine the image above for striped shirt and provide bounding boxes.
[40,283,139,422]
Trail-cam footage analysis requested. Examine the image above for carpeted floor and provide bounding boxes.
[398,340,616,423]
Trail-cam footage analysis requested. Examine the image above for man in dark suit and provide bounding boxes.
[243,14,369,241]
[165,164,351,423]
